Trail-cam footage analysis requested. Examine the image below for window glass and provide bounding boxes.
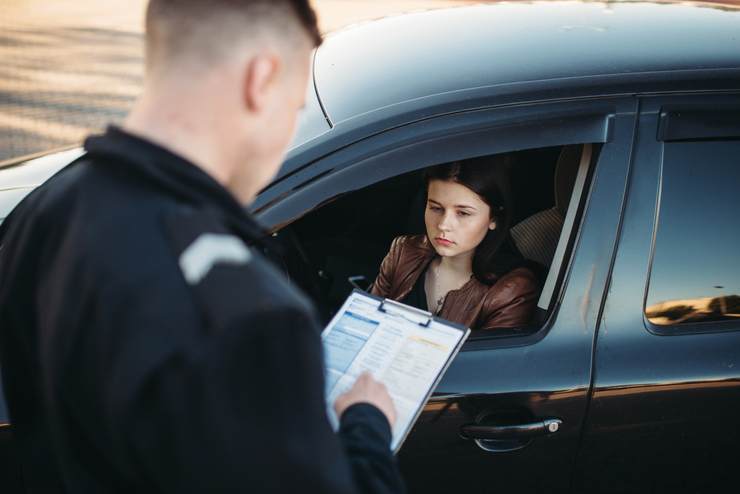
[646,141,740,327]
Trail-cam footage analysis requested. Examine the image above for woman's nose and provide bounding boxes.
[438,212,455,231]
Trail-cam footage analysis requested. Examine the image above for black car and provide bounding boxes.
[1,1,740,492]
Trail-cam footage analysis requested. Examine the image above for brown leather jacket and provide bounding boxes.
[370,235,540,331]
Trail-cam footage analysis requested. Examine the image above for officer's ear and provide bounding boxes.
[242,52,282,114]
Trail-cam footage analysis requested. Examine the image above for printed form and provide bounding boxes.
[322,290,469,452]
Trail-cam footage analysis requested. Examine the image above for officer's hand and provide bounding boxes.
[334,372,397,428]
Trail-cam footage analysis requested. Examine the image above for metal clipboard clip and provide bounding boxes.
[377,298,433,328]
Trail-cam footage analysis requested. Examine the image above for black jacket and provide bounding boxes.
[0,127,405,493]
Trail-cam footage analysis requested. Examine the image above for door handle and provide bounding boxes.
[460,418,562,440]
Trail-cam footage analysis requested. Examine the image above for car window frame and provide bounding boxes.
[256,97,636,349]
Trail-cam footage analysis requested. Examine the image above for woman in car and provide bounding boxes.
[370,157,540,331]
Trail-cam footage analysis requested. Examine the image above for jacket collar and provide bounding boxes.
[406,234,436,260]
[83,126,269,244]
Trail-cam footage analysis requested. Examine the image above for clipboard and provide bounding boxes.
[322,289,470,453]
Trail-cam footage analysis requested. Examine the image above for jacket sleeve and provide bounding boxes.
[100,301,405,494]
[369,237,404,298]
[339,404,407,494]
[477,270,540,330]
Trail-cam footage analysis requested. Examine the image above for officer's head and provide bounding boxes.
[138,0,322,204]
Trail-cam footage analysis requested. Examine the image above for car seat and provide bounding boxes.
[509,144,583,269]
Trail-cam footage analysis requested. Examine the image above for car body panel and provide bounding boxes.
[0,148,84,222]
[574,92,740,493]
[287,54,332,149]
[0,148,83,191]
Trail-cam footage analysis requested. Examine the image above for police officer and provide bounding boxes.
[0,1,405,492]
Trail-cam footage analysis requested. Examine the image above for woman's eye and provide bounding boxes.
[428,205,442,212]
[457,211,471,217]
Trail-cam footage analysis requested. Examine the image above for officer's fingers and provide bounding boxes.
[357,376,397,427]
[354,371,372,388]
[363,375,386,397]
[334,373,388,419]
[353,374,391,405]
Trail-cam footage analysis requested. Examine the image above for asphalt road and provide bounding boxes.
[0,0,481,162]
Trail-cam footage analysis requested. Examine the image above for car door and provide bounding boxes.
[574,93,740,493]
[257,97,638,494]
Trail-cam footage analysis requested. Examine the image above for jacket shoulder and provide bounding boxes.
[473,267,540,330]
[477,268,540,314]
[486,267,539,299]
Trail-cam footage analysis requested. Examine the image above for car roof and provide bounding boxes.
[313,1,740,126]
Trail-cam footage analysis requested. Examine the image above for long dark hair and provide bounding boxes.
[423,154,524,284]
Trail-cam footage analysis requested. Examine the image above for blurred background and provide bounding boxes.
[0,0,486,162]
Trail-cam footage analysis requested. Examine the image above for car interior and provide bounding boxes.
[267,143,598,337]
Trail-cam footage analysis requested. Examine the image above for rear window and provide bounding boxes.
[645,140,740,328]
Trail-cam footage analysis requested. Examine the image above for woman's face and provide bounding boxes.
[424,179,496,259]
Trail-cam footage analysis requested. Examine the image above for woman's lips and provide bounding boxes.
[434,237,454,246]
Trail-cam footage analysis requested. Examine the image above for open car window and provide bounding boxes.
[255,99,629,341]
[267,142,599,339]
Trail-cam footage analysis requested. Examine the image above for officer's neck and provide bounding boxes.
[125,96,232,181]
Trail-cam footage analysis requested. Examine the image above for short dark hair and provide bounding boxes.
[424,154,527,284]
[286,0,323,45]
[145,0,322,72]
